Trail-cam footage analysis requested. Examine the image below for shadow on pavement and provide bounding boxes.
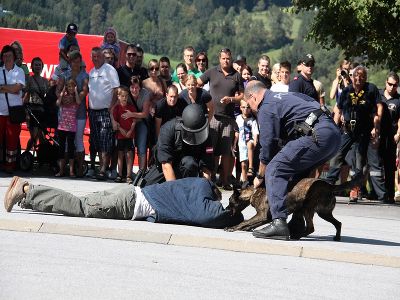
[305,235,400,246]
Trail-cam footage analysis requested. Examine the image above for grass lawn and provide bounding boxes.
[144,53,181,69]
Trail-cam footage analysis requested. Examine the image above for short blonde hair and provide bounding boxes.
[240,99,247,107]
[185,74,197,86]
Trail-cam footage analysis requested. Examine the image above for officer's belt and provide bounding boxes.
[293,106,331,144]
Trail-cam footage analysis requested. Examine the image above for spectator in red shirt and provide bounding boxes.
[112,86,137,183]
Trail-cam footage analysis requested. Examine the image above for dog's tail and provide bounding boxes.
[333,174,364,193]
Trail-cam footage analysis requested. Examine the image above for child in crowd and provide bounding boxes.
[234,100,259,185]
[56,79,81,177]
[112,86,137,183]
[58,23,79,71]
[101,28,120,59]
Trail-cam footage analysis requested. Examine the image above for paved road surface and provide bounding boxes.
[1,174,400,299]
[1,230,398,300]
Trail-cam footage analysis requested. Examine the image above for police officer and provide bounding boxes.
[138,104,213,186]
[289,54,319,102]
[325,66,381,203]
[368,72,400,204]
[245,81,341,240]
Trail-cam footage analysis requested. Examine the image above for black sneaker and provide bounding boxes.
[252,218,290,240]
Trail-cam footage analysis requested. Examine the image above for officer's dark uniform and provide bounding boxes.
[288,74,319,101]
[258,91,341,220]
[368,91,400,201]
[140,118,213,186]
[325,83,379,184]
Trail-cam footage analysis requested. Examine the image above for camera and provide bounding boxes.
[340,69,348,77]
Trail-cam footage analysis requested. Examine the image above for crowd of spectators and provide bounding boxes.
[0,22,399,204]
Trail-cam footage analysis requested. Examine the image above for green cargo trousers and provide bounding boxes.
[24,184,137,220]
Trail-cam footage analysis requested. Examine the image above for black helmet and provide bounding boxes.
[181,104,209,145]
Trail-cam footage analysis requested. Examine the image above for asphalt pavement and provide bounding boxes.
[0,171,399,269]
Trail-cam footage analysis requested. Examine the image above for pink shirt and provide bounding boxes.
[58,102,79,132]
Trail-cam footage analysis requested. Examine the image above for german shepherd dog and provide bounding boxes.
[225,177,360,241]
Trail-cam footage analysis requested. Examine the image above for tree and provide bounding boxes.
[89,3,105,35]
[291,0,400,69]
[265,5,292,48]
[253,0,266,12]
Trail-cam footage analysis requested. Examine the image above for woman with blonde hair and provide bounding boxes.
[178,74,214,121]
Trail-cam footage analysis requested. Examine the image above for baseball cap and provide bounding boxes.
[66,23,78,34]
[301,53,315,65]
[234,55,246,63]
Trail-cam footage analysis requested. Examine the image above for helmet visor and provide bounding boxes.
[181,119,209,145]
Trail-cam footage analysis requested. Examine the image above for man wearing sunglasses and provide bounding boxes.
[368,72,400,204]
[289,54,319,102]
[117,44,148,88]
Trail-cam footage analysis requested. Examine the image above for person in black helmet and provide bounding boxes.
[137,104,214,186]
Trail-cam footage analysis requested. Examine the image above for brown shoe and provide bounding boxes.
[4,176,28,212]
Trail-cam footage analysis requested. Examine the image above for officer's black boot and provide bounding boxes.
[253,218,290,240]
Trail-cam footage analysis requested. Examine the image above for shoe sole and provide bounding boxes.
[4,176,19,212]
[252,232,290,241]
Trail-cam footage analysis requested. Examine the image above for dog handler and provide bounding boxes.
[245,81,341,240]
[4,176,243,229]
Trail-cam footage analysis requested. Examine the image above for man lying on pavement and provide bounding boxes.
[4,176,243,229]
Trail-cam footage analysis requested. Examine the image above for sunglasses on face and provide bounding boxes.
[387,82,398,87]
[150,66,159,71]
[197,59,206,62]
[126,53,137,57]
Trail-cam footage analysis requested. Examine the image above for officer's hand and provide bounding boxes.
[253,177,263,188]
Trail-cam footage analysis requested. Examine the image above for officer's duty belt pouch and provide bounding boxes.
[294,108,328,143]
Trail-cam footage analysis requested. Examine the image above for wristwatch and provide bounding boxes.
[256,173,264,180]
